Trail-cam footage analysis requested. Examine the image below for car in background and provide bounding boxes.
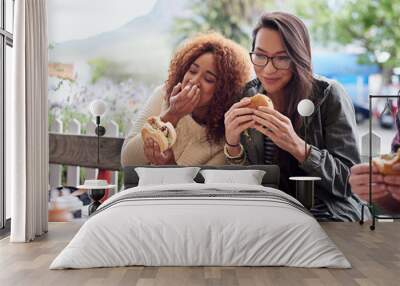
[373,97,398,129]
[313,50,380,125]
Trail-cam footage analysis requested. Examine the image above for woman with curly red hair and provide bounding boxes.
[121,32,251,166]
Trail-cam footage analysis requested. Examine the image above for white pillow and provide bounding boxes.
[135,167,200,186]
[200,169,266,185]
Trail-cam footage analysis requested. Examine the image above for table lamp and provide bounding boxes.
[297,99,315,162]
[289,99,321,209]
[90,100,106,164]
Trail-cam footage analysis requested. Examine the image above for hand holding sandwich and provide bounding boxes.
[349,163,390,201]
[225,94,275,147]
[252,106,309,163]
[224,97,255,146]
[143,137,175,165]
[160,82,201,127]
[240,94,309,163]
[141,116,177,165]
[349,151,400,202]
[374,151,400,199]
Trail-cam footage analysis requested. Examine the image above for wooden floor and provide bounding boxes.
[0,222,399,286]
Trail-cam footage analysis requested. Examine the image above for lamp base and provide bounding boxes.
[289,176,321,210]
[87,188,106,215]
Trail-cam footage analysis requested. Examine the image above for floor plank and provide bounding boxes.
[0,222,399,286]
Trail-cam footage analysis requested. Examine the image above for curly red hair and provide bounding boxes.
[165,32,251,144]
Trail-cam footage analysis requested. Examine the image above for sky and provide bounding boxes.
[47,0,157,43]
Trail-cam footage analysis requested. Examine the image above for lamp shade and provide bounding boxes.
[90,100,106,117]
[297,99,315,117]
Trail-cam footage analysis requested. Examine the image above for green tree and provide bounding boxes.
[295,0,400,76]
[173,0,268,48]
[88,58,130,84]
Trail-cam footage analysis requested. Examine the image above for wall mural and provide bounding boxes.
[47,0,399,223]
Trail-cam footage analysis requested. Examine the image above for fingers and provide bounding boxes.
[227,97,251,113]
[152,139,161,157]
[362,191,389,201]
[253,124,274,138]
[238,120,256,133]
[174,85,199,107]
[228,115,254,132]
[160,149,174,162]
[176,82,193,99]
[143,138,163,164]
[224,110,254,146]
[252,109,291,134]
[350,163,379,175]
[225,108,254,125]
[174,85,200,113]
[356,191,387,202]
[143,138,155,162]
[384,175,400,186]
[352,183,389,200]
[225,97,262,126]
[224,120,255,147]
[353,183,387,195]
[170,85,196,112]
[188,86,201,106]
[357,193,369,201]
[252,113,280,133]
[371,188,390,200]
[170,82,182,97]
[349,173,384,186]
[257,106,290,124]
[390,189,400,201]
[392,163,400,172]
[384,174,400,200]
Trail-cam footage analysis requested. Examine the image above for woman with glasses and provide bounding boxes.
[121,32,251,166]
[224,12,366,221]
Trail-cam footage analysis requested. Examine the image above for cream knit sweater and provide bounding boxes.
[121,86,225,167]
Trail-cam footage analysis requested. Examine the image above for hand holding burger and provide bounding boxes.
[224,93,275,157]
[141,116,177,165]
[373,150,400,199]
[373,150,400,176]
[349,150,400,202]
[141,116,177,152]
[251,94,310,163]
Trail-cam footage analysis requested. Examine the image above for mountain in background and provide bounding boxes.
[49,0,190,84]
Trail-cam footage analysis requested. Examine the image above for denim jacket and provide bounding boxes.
[227,76,366,221]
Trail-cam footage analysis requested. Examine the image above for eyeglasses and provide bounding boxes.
[249,52,292,70]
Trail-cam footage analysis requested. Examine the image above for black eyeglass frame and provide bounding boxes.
[249,52,292,70]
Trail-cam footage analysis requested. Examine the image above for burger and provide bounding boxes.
[372,149,400,175]
[141,116,177,152]
[248,93,274,110]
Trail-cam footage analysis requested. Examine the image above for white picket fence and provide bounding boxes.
[49,118,134,191]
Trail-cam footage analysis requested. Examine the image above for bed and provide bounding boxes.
[50,165,350,269]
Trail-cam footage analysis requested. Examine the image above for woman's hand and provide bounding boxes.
[143,137,176,165]
[160,82,201,127]
[252,106,307,162]
[224,98,255,146]
[349,163,388,201]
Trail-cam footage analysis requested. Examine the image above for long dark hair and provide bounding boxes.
[252,12,315,131]
[252,12,316,192]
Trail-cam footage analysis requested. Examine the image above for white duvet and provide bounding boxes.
[50,183,350,269]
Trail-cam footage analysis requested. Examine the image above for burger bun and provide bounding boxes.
[248,93,274,110]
